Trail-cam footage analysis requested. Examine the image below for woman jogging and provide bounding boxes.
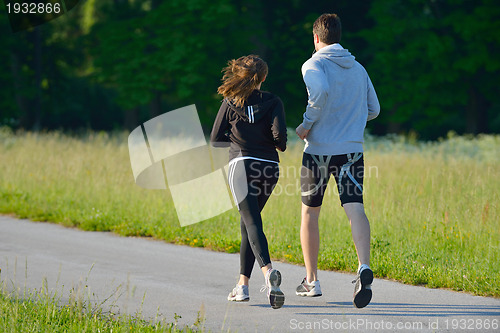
[210,55,287,309]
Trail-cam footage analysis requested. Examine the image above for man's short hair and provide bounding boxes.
[313,13,342,44]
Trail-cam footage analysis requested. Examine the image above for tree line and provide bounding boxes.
[0,0,498,139]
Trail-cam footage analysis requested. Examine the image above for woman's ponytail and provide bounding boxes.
[217,55,268,107]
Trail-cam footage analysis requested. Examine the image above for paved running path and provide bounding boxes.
[1,216,499,332]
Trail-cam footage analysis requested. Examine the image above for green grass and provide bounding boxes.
[0,127,499,297]
[0,272,203,332]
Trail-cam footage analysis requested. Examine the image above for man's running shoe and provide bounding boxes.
[227,284,249,302]
[263,269,285,309]
[352,267,373,308]
[296,278,322,297]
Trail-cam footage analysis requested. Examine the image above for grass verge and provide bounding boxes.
[0,270,204,332]
[0,128,499,297]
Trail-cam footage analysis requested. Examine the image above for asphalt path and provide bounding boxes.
[1,216,499,332]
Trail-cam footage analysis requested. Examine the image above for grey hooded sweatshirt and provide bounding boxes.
[301,43,380,156]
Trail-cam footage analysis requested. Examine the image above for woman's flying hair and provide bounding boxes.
[217,55,268,107]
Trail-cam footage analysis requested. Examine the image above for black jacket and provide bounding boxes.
[210,90,287,162]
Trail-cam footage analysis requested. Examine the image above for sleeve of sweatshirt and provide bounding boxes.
[301,59,329,130]
[367,75,380,121]
[271,98,287,152]
[210,101,231,148]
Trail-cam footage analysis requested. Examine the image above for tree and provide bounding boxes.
[88,0,237,129]
[362,0,500,138]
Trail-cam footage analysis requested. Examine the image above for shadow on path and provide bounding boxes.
[287,301,500,317]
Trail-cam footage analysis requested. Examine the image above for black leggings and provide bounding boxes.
[228,158,279,278]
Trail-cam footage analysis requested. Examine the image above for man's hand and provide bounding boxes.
[296,124,310,140]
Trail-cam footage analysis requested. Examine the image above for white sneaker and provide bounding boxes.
[263,269,285,309]
[353,267,373,308]
[227,284,249,302]
[296,278,322,297]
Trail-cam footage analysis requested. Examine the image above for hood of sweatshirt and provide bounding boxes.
[225,90,280,124]
[313,43,355,69]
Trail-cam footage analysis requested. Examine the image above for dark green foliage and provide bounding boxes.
[0,0,499,138]
[361,0,500,137]
[88,0,235,117]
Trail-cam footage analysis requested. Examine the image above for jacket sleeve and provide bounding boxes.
[367,75,380,121]
[301,59,329,130]
[271,98,287,152]
[210,101,231,147]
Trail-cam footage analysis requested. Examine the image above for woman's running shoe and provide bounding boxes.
[263,269,285,309]
[227,284,249,302]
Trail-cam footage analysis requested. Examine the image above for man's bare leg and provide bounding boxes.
[343,202,370,268]
[300,203,321,282]
[344,202,373,308]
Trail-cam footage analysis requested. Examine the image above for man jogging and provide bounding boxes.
[295,13,380,308]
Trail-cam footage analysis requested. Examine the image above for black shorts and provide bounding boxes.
[301,152,364,207]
